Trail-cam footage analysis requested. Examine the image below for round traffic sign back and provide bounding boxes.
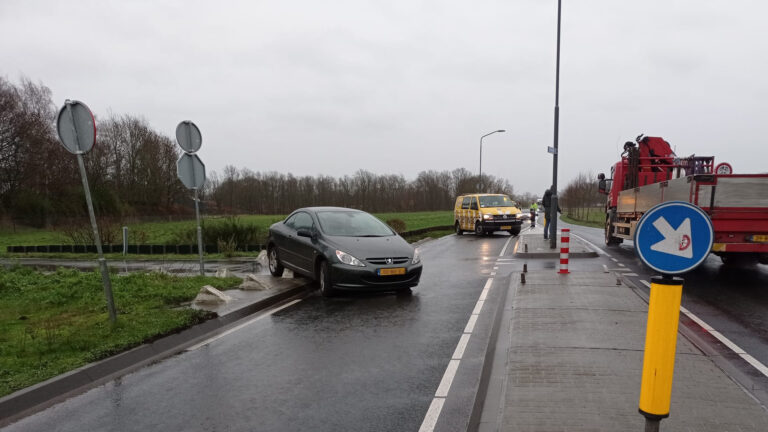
[56,100,96,154]
[634,201,714,275]
[176,121,202,153]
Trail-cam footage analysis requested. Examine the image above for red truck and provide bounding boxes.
[597,135,768,265]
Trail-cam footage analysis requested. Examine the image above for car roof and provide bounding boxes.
[293,206,364,213]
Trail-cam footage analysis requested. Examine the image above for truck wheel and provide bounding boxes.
[455,222,463,236]
[605,210,622,246]
[475,222,483,236]
[508,226,521,236]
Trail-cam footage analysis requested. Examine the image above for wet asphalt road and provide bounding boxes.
[4,223,767,431]
[2,230,535,432]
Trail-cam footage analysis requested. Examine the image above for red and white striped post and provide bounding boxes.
[559,228,570,274]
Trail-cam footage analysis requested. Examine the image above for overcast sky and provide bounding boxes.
[2,1,766,196]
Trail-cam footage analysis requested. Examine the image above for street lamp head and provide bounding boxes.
[497,129,506,133]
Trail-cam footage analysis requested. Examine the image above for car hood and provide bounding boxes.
[324,235,414,259]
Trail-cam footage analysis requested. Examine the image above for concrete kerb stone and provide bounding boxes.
[0,277,314,428]
[514,233,598,259]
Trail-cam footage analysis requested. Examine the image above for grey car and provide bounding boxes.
[267,207,422,296]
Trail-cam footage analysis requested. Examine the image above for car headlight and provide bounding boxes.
[335,250,365,267]
[483,214,492,220]
[412,248,421,264]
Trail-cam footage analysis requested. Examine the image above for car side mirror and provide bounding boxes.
[597,173,605,180]
[297,229,313,238]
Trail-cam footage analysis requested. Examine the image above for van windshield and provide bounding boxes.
[479,195,516,208]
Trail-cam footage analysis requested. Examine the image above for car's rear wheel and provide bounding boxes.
[455,222,463,236]
[268,246,284,277]
[318,260,335,297]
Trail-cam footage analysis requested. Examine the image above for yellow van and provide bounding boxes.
[454,193,523,236]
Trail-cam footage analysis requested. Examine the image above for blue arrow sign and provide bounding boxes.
[634,201,714,275]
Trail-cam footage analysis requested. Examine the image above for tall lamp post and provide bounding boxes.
[479,129,505,192]
[549,0,562,250]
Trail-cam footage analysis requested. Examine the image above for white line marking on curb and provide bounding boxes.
[637,280,768,378]
[452,334,471,360]
[418,398,445,432]
[186,299,302,351]
[435,359,460,397]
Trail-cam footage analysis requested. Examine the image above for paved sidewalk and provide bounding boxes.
[481,233,768,431]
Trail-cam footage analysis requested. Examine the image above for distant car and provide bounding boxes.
[267,207,422,296]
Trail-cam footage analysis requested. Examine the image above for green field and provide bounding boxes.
[0,211,454,258]
[561,207,604,229]
[0,266,241,397]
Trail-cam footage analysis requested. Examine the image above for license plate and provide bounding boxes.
[501,226,512,230]
[751,235,768,243]
[378,268,406,276]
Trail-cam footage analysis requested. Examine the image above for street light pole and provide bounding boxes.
[479,129,506,192]
[549,0,562,250]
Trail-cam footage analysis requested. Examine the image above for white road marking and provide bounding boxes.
[452,334,471,360]
[490,272,496,276]
[421,274,498,431]
[186,299,302,351]
[496,258,516,261]
[636,280,768,378]
[570,232,610,257]
[611,258,619,262]
[603,264,609,273]
[494,262,516,265]
[493,266,499,270]
[500,236,514,256]
[625,273,638,277]
[464,315,478,333]
[418,398,445,432]
[435,359,460,397]
[618,263,625,267]
[473,300,484,315]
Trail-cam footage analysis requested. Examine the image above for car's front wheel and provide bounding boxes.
[508,225,521,236]
[318,260,335,297]
[268,246,284,277]
[475,221,484,236]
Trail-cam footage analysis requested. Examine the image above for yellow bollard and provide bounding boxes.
[638,276,683,422]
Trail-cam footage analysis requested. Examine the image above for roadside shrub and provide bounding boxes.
[172,216,263,250]
[386,218,407,233]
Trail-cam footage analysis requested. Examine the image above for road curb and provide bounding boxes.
[0,283,314,428]
[513,251,598,259]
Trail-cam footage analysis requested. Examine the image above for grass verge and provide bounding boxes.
[1,211,454,259]
[0,266,241,397]
[561,208,604,229]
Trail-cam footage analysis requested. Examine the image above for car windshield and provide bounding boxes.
[479,195,516,208]
[317,211,395,237]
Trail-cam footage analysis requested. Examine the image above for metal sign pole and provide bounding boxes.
[76,152,117,323]
[194,188,204,276]
[549,0,562,250]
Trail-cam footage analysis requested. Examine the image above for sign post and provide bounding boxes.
[634,201,714,431]
[175,121,206,276]
[56,100,117,323]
